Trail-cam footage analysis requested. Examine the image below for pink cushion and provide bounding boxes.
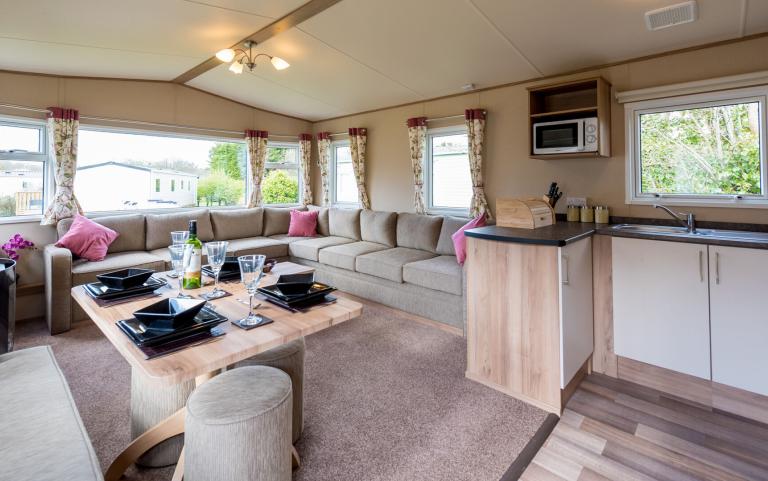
[288,209,318,237]
[55,214,119,262]
[451,214,487,265]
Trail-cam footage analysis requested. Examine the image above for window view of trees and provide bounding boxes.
[263,145,300,204]
[198,143,246,206]
[640,102,761,196]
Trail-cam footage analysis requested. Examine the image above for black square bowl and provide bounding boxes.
[133,298,207,331]
[97,268,155,290]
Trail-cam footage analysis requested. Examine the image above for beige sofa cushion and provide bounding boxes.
[288,236,354,262]
[396,213,443,253]
[269,234,313,244]
[145,209,213,250]
[71,251,166,285]
[262,207,305,236]
[435,216,469,256]
[355,247,436,283]
[307,205,330,236]
[225,237,289,259]
[58,214,145,254]
[318,241,389,271]
[210,208,263,240]
[329,208,361,240]
[403,255,462,295]
[360,210,396,247]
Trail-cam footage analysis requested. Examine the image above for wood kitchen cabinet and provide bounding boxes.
[709,246,768,396]
[465,235,593,414]
[612,237,711,380]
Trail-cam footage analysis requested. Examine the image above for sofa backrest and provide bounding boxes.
[396,213,443,253]
[435,216,469,256]
[307,205,330,236]
[57,213,146,254]
[145,209,213,250]
[262,207,299,236]
[360,210,397,247]
[329,208,361,240]
[211,208,263,240]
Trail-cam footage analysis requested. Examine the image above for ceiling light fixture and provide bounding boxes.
[215,40,290,74]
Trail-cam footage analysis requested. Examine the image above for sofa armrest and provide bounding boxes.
[44,244,73,334]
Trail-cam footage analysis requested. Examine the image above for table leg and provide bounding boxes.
[105,407,186,481]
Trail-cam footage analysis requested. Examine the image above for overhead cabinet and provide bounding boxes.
[613,237,768,396]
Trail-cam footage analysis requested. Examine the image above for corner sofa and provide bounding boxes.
[44,206,468,335]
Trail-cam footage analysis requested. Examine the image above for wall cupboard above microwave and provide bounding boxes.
[528,77,612,159]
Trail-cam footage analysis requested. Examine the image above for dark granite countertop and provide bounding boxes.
[466,219,768,249]
[465,223,597,247]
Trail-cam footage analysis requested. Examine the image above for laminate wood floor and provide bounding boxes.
[521,373,768,481]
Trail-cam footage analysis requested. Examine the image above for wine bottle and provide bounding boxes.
[183,220,203,289]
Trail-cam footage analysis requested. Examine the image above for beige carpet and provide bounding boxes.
[15,299,546,481]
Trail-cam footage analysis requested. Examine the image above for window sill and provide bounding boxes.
[427,208,470,218]
[0,215,43,225]
[628,197,768,209]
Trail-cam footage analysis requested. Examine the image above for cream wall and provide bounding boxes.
[0,71,311,318]
[311,36,768,226]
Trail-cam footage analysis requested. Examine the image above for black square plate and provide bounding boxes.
[117,306,227,347]
[258,281,335,303]
[85,276,166,300]
[133,298,207,330]
[202,257,240,280]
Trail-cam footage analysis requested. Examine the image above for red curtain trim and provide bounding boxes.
[406,117,427,128]
[464,109,486,121]
[299,133,313,141]
[245,129,268,139]
[47,107,79,121]
[348,127,367,137]
[316,132,331,141]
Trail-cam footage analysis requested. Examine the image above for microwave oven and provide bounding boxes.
[533,117,598,155]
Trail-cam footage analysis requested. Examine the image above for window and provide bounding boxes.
[330,140,357,205]
[426,126,472,213]
[0,117,47,218]
[263,142,300,205]
[77,128,246,212]
[626,86,767,206]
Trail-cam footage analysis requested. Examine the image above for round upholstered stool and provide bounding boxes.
[130,368,195,467]
[185,366,292,481]
[236,336,305,443]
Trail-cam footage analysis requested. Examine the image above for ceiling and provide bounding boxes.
[1,0,767,121]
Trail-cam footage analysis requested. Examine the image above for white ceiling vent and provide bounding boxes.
[645,1,698,31]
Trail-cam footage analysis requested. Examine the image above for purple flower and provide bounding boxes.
[2,233,34,260]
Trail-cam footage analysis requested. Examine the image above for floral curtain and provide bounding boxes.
[406,117,427,214]
[41,107,83,226]
[348,127,371,209]
[299,133,313,206]
[316,132,331,206]
[245,129,269,207]
[465,109,492,220]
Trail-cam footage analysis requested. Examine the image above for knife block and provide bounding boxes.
[496,198,556,229]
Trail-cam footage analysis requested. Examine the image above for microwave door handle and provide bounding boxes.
[577,121,585,151]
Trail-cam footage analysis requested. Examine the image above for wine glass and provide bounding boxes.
[168,231,189,278]
[202,241,229,301]
[168,244,193,298]
[238,254,266,326]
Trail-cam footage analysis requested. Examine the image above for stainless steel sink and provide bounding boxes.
[610,224,768,242]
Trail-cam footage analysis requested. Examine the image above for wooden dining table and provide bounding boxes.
[71,262,363,481]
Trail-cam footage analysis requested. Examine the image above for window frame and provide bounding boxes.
[263,140,302,207]
[75,123,248,216]
[0,115,49,224]
[625,86,768,208]
[425,125,471,216]
[329,139,359,208]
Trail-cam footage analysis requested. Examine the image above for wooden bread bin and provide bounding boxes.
[496,198,555,229]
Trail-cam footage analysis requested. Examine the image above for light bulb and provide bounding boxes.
[270,56,290,70]
[228,61,244,74]
[216,48,236,62]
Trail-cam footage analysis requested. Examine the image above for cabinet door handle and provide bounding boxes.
[715,251,720,285]
[562,255,569,285]
[699,250,704,282]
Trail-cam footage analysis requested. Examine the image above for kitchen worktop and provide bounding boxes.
[465,223,597,246]
[466,219,768,249]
